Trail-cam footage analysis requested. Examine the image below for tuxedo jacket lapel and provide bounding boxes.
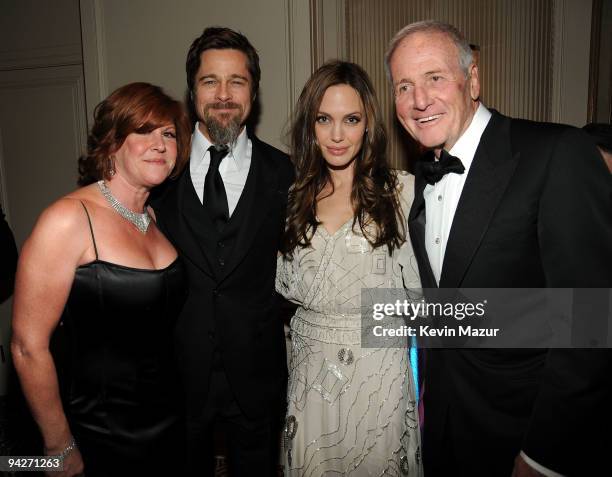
[217,137,278,283]
[439,112,519,288]
[409,170,437,288]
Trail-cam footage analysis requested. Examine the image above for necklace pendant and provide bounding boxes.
[97,180,151,234]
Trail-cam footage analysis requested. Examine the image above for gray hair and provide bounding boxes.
[384,20,473,83]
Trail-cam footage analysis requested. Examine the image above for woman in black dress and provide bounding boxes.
[11,82,191,476]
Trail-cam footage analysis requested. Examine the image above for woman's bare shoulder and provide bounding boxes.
[28,186,99,247]
[63,182,101,204]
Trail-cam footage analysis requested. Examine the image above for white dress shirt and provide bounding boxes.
[424,103,492,284]
[190,124,252,216]
[423,104,565,477]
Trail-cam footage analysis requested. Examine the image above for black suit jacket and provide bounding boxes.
[152,135,294,421]
[409,111,612,476]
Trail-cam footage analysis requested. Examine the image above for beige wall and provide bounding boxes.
[83,0,310,151]
[338,0,595,169]
[315,0,593,129]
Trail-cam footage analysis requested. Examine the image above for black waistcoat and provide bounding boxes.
[193,161,256,281]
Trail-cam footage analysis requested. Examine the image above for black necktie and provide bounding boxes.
[204,145,229,229]
[421,150,465,185]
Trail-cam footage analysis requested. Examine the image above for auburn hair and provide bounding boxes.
[78,82,191,185]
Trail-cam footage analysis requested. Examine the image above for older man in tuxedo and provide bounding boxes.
[152,27,293,475]
[386,20,611,477]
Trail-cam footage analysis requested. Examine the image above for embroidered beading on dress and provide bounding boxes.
[276,173,423,476]
[291,309,361,345]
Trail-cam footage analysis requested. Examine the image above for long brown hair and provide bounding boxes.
[282,61,405,258]
[78,82,191,186]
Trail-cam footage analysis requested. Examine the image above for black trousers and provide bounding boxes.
[423,411,516,477]
[186,357,280,476]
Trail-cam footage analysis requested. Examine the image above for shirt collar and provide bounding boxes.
[190,123,249,170]
[448,103,492,172]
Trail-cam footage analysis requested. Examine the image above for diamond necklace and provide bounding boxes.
[97,180,151,234]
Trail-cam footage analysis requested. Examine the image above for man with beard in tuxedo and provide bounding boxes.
[152,27,293,476]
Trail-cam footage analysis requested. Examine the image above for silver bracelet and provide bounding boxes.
[52,436,78,461]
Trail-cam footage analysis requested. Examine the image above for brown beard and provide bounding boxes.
[202,102,243,145]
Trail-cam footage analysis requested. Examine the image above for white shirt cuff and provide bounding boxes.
[520,451,566,477]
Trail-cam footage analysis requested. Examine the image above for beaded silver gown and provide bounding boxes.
[276,172,423,476]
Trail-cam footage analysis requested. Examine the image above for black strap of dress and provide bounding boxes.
[79,201,99,260]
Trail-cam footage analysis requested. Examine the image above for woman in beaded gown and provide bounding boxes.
[277,61,422,476]
[11,83,191,476]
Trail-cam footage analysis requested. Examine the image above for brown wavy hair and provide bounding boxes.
[78,82,191,186]
[282,61,405,258]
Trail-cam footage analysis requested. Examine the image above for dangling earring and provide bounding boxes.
[108,155,116,176]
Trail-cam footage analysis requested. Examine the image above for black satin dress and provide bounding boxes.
[52,204,187,476]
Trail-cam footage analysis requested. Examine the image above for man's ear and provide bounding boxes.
[468,64,480,101]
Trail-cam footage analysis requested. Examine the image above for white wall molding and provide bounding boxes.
[0,44,82,71]
[80,0,108,129]
[0,0,82,71]
[0,70,88,161]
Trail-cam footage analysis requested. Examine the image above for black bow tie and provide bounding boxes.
[421,150,465,185]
